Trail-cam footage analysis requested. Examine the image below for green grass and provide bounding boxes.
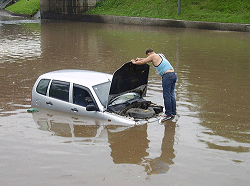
[5,0,250,23]
[6,0,40,16]
[87,0,250,24]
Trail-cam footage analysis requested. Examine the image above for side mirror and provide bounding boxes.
[86,104,98,111]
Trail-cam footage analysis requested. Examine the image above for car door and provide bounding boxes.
[70,84,104,120]
[45,80,71,113]
[32,78,51,108]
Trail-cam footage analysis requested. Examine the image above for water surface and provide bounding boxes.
[0,18,250,185]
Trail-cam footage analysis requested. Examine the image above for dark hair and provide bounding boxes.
[145,48,154,54]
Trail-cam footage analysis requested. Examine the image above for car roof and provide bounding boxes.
[39,69,112,87]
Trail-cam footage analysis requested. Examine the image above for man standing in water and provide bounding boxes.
[131,48,177,121]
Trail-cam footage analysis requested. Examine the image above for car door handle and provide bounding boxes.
[46,101,53,106]
[71,108,78,113]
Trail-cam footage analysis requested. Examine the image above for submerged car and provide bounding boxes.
[31,62,163,125]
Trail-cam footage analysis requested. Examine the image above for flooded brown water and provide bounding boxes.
[0,17,250,185]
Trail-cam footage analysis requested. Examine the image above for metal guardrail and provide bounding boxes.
[0,0,13,9]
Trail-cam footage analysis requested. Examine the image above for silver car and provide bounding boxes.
[31,62,163,125]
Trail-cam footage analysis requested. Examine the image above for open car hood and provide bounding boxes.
[108,62,150,104]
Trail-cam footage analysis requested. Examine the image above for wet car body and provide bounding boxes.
[31,62,163,125]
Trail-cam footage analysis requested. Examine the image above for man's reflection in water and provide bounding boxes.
[143,122,176,175]
[108,121,176,175]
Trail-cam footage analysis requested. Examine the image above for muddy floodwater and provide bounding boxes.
[0,15,250,185]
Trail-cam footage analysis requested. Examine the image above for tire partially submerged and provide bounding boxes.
[126,107,155,119]
[107,98,163,120]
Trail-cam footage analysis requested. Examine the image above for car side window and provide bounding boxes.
[49,80,70,102]
[73,84,94,107]
[36,79,50,95]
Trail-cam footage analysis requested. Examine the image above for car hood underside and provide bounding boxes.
[108,62,149,104]
[107,62,163,120]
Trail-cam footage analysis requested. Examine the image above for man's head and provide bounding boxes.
[145,48,154,57]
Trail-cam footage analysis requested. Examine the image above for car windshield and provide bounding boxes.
[93,81,111,107]
[109,92,140,106]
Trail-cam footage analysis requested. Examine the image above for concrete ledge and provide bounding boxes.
[80,15,186,28]
[80,14,250,32]
[4,9,33,18]
[246,25,250,32]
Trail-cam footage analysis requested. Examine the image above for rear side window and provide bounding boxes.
[49,80,70,102]
[36,79,50,95]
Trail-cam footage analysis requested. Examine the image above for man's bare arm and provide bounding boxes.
[131,55,153,65]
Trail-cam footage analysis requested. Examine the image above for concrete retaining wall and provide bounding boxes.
[79,14,250,32]
[40,0,101,19]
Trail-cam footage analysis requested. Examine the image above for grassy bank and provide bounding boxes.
[5,0,250,23]
[87,0,250,24]
[6,0,40,16]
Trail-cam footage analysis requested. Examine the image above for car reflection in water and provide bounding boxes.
[32,108,176,175]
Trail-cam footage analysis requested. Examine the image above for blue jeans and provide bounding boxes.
[162,72,177,116]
